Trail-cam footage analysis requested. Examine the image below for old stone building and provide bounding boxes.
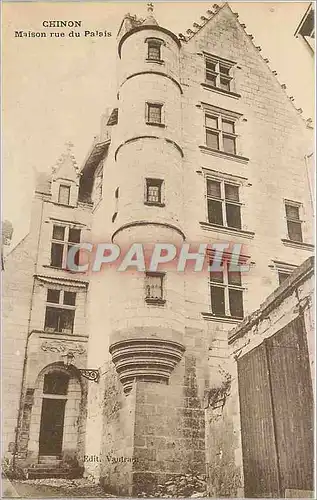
[2,3,314,497]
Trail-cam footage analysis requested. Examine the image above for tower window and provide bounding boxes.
[285,202,303,242]
[146,102,163,125]
[145,272,165,305]
[148,41,161,60]
[145,178,164,205]
[58,184,71,205]
[146,37,164,62]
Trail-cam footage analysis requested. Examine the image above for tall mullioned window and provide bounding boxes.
[207,179,242,229]
[205,114,237,154]
[209,261,244,319]
[285,202,303,242]
[50,224,81,268]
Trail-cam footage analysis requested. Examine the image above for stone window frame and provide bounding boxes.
[58,184,71,205]
[50,223,81,269]
[145,101,165,128]
[201,52,240,98]
[271,260,298,286]
[205,172,244,231]
[205,54,233,90]
[205,111,238,155]
[284,199,304,243]
[209,255,244,320]
[145,37,165,64]
[44,287,77,334]
[145,271,166,306]
[144,177,165,207]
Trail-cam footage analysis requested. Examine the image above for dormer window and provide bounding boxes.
[58,184,71,205]
[146,37,164,63]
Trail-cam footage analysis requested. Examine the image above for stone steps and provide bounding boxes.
[26,458,83,479]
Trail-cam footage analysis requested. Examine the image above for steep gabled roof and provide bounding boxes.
[52,142,80,181]
[178,2,312,125]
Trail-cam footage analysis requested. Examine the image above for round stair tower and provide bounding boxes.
[109,5,186,393]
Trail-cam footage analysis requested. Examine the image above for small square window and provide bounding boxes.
[146,179,163,205]
[58,185,70,205]
[147,103,162,124]
[145,272,164,302]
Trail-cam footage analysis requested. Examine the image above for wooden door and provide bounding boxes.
[238,317,314,498]
[39,398,66,456]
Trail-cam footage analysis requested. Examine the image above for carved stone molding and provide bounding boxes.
[109,337,185,393]
[41,340,86,355]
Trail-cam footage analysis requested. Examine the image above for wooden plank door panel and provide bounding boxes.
[238,343,280,498]
[267,317,314,493]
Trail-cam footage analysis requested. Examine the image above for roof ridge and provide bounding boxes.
[178,2,313,126]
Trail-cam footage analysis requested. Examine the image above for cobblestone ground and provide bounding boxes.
[2,477,116,498]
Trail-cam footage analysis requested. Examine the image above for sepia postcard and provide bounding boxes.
[1,1,315,498]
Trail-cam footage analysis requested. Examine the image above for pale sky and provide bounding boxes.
[2,1,314,244]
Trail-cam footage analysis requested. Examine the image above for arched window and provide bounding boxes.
[43,371,69,395]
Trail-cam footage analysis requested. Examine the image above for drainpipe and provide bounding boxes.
[304,152,314,214]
